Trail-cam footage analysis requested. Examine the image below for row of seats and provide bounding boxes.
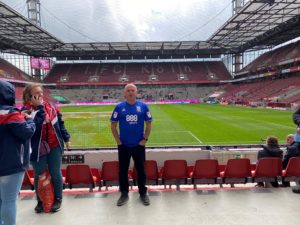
[22,157,300,192]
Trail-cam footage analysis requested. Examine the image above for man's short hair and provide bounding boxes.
[124,83,137,91]
[286,134,294,139]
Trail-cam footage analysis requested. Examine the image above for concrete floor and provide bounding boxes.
[17,185,300,225]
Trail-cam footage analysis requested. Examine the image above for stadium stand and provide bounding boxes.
[220,75,300,104]
[15,86,24,99]
[237,40,300,76]
[48,84,222,102]
[3,53,300,106]
[0,58,36,82]
[44,61,231,84]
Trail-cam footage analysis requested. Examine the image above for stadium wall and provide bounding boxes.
[61,148,262,168]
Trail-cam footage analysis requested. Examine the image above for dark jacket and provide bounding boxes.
[0,80,36,176]
[282,142,300,169]
[293,107,300,126]
[257,145,283,160]
[23,102,70,162]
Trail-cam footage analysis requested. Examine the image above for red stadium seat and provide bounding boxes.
[91,168,102,188]
[282,157,300,184]
[144,160,159,184]
[66,164,97,192]
[187,165,194,177]
[191,159,220,188]
[220,158,251,187]
[61,168,66,189]
[101,161,119,190]
[27,169,34,178]
[251,158,282,186]
[21,170,34,190]
[218,164,226,172]
[133,160,159,185]
[162,160,188,190]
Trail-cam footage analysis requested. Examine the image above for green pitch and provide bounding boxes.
[60,104,295,149]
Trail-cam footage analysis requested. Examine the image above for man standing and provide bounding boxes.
[291,106,300,193]
[111,84,152,206]
[293,106,300,142]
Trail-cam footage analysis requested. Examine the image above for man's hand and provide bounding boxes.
[297,127,300,135]
[139,139,146,146]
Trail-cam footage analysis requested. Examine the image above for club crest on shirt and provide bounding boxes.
[147,111,152,118]
[122,108,126,112]
[113,112,118,118]
[136,106,141,112]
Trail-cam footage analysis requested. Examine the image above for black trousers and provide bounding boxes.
[118,145,147,195]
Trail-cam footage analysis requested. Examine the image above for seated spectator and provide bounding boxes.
[282,134,300,169]
[256,136,283,187]
[258,136,283,159]
[282,134,300,187]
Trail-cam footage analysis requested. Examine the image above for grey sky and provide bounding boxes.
[2,0,232,43]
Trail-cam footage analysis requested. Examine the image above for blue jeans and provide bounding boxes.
[31,146,63,202]
[0,171,24,225]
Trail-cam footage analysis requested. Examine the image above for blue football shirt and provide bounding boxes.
[110,100,152,147]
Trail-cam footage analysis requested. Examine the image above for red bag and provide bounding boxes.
[38,172,54,213]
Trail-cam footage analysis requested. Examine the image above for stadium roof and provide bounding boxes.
[0,2,63,56]
[0,2,224,59]
[51,41,224,60]
[1,0,300,59]
[208,0,300,53]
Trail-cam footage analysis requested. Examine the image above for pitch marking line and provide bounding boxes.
[188,131,203,144]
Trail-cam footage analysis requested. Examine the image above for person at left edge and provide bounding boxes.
[0,80,36,225]
[22,84,71,213]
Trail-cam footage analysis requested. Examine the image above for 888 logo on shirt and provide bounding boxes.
[126,114,138,124]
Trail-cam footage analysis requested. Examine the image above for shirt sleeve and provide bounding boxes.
[144,104,152,122]
[7,113,36,141]
[110,105,119,122]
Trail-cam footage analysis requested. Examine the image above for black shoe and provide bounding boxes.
[117,193,129,206]
[34,201,43,213]
[51,199,62,212]
[255,182,264,188]
[292,187,300,194]
[140,194,150,206]
[280,182,290,187]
